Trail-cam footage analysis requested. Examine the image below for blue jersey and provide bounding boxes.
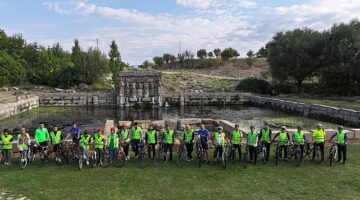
[197,129,209,143]
[70,127,80,141]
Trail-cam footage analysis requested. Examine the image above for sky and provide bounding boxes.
[0,0,360,65]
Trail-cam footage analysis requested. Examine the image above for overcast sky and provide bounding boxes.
[1,0,359,65]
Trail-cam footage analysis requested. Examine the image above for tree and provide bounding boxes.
[208,52,214,58]
[177,53,185,67]
[139,60,151,69]
[197,49,207,60]
[221,48,239,61]
[163,53,172,64]
[153,56,164,67]
[0,51,25,86]
[169,55,176,68]
[109,40,124,83]
[213,48,221,58]
[267,28,325,93]
[246,50,256,67]
[256,46,268,58]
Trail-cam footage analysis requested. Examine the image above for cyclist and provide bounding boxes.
[196,124,210,164]
[258,122,272,161]
[50,126,63,161]
[163,125,175,161]
[107,127,119,163]
[65,122,81,144]
[1,129,13,166]
[247,125,258,164]
[292,126,306,159]
[312,123,326,161]
[230,124,242,162]
[79,130,92,165]
[272,126,291,161]
[17,128,31,158]
[119,125,130,160]
[145,125,157,160]
[183,124,195,161]
[329,126,348,164]
[94,128,105,163]
[130,122,142,157]
[34,122,50,155]
[213,126,227,163]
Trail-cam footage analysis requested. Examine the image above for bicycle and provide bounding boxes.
[176,141,187,167]
[274,142,281,165]
[220,144,229,169]
[154,142,168,167]
[228,144,237,165]
[240,143,248,169]
[328,141,338,166]
[65,142,81,164]
[113,145,126,168]
[54,142,67,166]
[195,140,204,167]
[39,144,49,166]
[136,142,147,168]
[100,147,111,167]
[18,147,31,169]
[310,143,323,164]
[292,144,302,167]
[258,142,268,165]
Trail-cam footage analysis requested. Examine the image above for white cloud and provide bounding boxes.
[40,0,360,64]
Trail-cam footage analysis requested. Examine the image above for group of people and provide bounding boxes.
[0,121,348,166]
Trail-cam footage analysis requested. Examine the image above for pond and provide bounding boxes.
[0,106,341,135]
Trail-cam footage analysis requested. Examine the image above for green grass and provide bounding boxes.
[280,97,360,111]
[1,144,360,200]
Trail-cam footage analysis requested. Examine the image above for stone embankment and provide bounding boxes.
[39,93,116,107]
[247,96,360,126]
[0,95,39,120]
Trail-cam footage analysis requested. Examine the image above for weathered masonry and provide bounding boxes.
[116,71,162,107]
[0,96,39,120]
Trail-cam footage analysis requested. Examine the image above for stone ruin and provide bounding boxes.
[116,71,162,107]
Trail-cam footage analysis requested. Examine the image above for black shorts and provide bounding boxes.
[201,142,208,150]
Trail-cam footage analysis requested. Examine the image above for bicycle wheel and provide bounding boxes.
[262,148,267,165]
[91,151,97,167]
[78,156,83,170]
[241,150,248,169]
[28,149,35,162]
[275,146,280,165]
[295,148,301,167]
[114,151,126,168]
[154,150,166,167]
[19,151,28,169]
[100,153,111,167]
[198,150,203,168]
[221,152,227,169]
[314,148,322,164]
[39,151,46,166]
[56,151,66,166]
[229,149,236,165]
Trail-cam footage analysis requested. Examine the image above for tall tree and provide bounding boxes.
[153,56,164,68]
[221,48,239,61]
[197,49,207,60]
[246,50,256,67]
[267,28,325,93]
[208,51,214,58]
[163,53,172,64]
[213,48,221,58]
[109,40,124,83]
[256,46,268,58]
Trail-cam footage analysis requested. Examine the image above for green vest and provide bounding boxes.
[146,130,156,144]
[279,131,288,145]
[1,134,13,150]
[247,131,257,146]
[80,134,91,150]
[121,129,130,142]
[107,133,119,149]
[260,129,270,142]
[163,130,174,144]
[184,129,194,143]
[293,131,305,144]
[313,129,325,143]
[336,131,346,144]
[214,132,226,146]
[231,130,241,144]
[35,128,49,143]
[50,131,62,145]
[131,127,141,140]
[94,133,105,149]
[17,133,30,150]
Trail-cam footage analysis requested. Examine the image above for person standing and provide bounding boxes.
[119,126,130,160]
[130,122,142,157]
[183,124,195,161]
[230,124,242,162]
[66,122,81,144]
[292,126,306,159]
[312,123,326,162]
[247,126,258,164]
[79,130,92,165]
[197,124,210,164]
[94,128,105,163]
[163,125,175,161]
[107,127,119,163]
[145,125,157,159]
[1,129,13,166]
[50,126,63,161]
[258,122,272,161]
[273,126,291,161]
[329,126,348,164]
[34,122,50,154]
[213,126,227,163]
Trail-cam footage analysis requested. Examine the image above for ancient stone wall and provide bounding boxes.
[116,71,162,107]
[0,96,39,120]
[247,96,360,126]
[39,93,116,107]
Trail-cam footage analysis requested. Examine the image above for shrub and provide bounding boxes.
[273,83,297,94]
[236,78,272,95]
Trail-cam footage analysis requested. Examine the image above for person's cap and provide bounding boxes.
[110,127,116,131]
[281,126,286,130]
[97,128,103,132]
[317,123,323,127]
[217,126,223,130]
[338,126,344,129]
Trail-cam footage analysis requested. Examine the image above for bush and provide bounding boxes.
[236,78,272,95]
[273,83,297,94]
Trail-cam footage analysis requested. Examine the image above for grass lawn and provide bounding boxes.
[1,144,360,200]
[280,97,360,111]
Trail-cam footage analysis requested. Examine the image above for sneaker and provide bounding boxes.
[86,161,89,165]
[127,156,130,160]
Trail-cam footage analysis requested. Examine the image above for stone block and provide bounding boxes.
[151,120,165,130]
[178,118,202,126]
[118,121,132,128]
[134,120,152,129]
[104,120,115,137]
[350,129,360,139]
